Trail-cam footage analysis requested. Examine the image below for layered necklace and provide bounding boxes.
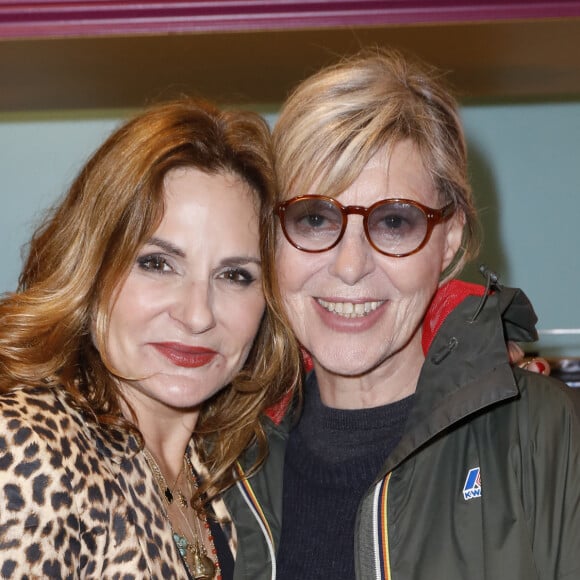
[143,448,220,580]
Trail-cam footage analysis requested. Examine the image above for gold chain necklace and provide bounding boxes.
[143,450,185,505]
[142,448,219,580]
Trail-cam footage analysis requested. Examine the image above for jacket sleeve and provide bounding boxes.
[520,374,580,579]
[0,414,81,577]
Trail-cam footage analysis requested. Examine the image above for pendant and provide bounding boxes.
[173,533,188,557]
[189,541,216,580]
[176,489,188,508]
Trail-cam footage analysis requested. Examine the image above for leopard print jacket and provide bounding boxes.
[0,386,191,579]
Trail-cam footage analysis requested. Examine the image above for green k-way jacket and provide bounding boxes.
[224,281,580,579]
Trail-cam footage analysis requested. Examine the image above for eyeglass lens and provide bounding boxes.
[281,198,430,255]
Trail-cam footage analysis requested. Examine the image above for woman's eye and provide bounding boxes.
[299,213,327,228]
[137,255,173,273]
[219,268,256,286]
[372,207,419,236]
[382,214,406,230]
[293,208,340,232]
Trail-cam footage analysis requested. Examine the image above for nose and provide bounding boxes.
[169,280,216,334]
[328,216,375,285]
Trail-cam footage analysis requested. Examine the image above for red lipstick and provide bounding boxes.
[151,343,217,368]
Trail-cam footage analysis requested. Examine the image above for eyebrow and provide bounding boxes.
[221,257,262,267]
[147,237,186,258]
[146,237,261,267]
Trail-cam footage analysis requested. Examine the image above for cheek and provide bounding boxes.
[387,257,447,334]
[391,258,442,295]
[275,250,311,331]
[275,244,295,289]
[226,292,266,348]
[246,297,266,335]
[108,287,137,341]
[396,236,448,288]
[276,244,319,298]
[109,280,162,331]
[105,276,170,358]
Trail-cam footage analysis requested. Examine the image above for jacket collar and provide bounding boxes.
[383,280,538,474]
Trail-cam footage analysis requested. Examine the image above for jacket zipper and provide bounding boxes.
[235,463,277,580]
[372,472,393,579]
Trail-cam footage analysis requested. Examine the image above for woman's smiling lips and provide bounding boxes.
[316,298,384,318]
[151,342,218,368]
[313,297,387,331]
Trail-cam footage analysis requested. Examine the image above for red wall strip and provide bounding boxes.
[1,1,580,39]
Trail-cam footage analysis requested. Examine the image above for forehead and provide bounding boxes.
[160,167,260,237]
[163,166,258,204]
[302,140,437,206]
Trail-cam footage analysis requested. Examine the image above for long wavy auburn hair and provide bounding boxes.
[0,98,302,499]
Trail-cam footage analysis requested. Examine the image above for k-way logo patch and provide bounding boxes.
[463,467,481,500]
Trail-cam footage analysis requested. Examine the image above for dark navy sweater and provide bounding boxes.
[277,373,414,579]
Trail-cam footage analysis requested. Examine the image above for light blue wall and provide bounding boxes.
[0,112,126,284]
[0,105,578,356]
[460,103,580,357]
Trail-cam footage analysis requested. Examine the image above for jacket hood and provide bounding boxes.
[383,278,539,473]
[422,278,538,354]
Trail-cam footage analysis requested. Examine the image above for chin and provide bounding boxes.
[152,379,222,409]
[314,352,382,378]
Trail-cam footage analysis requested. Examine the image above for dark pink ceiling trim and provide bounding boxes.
[1,1,580,39]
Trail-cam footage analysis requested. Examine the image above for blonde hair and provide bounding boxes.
[273,48,480,279]
[0,98,302,497]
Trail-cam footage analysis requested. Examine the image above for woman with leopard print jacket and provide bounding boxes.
[0,98,301,579]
